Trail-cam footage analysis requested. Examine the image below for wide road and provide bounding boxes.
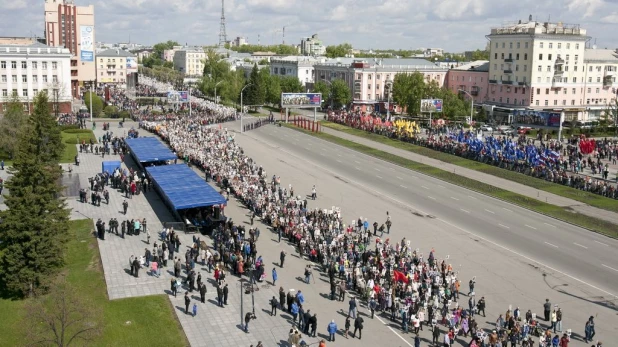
[226,122,618,345]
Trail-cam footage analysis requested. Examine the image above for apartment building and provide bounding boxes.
[173,47,205,77]
[44,0,95,98]
[96,49,136,86]
[271,56,322,87]
[300,34,326,56]
[446,60,490,105]
[0,40,72,114]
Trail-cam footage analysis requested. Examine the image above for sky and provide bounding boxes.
[2,0,618,52]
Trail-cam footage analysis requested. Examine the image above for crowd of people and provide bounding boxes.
[327,112,618,200]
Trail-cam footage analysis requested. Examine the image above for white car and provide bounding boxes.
[480,125,493,132]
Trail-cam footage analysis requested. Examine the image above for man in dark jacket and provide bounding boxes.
[432,325,440,345]
[199,283,207,303]
[353,316,364,339]
[184,292,191,314]
[217,285,224,307]
[270,296,278,316]
[223,283,229,305]
[309,314,317,337]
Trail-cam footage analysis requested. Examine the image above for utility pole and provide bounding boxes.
[282,26,286,45]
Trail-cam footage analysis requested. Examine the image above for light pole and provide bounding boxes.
[321,79,333,110]
[386,79,393,121]
[458,89,474,126]
[53,87,59,119]
[89,81,93,122]
[240,83,253,133]
[214,80,223,105]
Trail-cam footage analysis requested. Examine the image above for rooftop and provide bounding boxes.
[97,49,135,58]
[0,41,70,55]
[489,20,586,37]
[316,57,445,70]
[452,60,490,72]
[584,49,618,62]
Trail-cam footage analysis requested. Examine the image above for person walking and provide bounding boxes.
[184,292,191,315]
[344,316,351,338]
[369,297,377,319]
[348,296,357,318]
[272,268,278,286]
[584,316,596,343]
[192,303,197,317]
[217,285,224,307]
[352,316,364,339]
[244,312,254,333]
[327,319,337,342]
[270,296,278,316]
[122,200,128,214]
[280,251,286,268]
[223,283,229,305]
[544,299,552,321]
[432,325,441,345]
[199,283,207,303]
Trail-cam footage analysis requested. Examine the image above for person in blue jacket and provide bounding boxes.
[291,301,299,323]
[327,319,338,342]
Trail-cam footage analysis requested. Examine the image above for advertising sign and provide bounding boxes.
[79,25,94,62]
[126,57,138,72]
[420,99,443,113]
[281,93,322,108]
[167,91,189,102]
[513,110,561,127]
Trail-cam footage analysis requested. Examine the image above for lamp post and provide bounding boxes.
[321,79,333,111]
[89,81,93,122]
[458,89,474,126]
[214,80,223,105]
[240,83,253,133]
[386,79,393,121]
[53,87,59,119]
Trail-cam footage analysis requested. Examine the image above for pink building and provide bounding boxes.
[446,60,489,105]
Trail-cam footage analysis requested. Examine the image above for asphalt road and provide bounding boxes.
[225,121,618,346]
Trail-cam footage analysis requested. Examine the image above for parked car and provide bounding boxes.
[480,125,493,132]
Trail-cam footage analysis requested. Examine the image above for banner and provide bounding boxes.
[126,57,138,72]
[281,93,322,108]
[420,99,443,113]
[513,110,561,127]
[167,91,189,102]
[79,25,94,62]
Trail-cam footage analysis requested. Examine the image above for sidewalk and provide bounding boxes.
[317,126,618,225]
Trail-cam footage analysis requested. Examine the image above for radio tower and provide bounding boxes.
[218,0,227,48]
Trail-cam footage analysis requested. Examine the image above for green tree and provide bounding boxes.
[471,49,490,60]
[264,74,282,105]
[244,64,265,107]
[84,92,103,117]
[330,79,351,109]
[392,72,426,116]
[325,43,353,58]
[0,92,69,298]
[103,105,119,118]
[312,81,331,107]
[143,40,180,68]
[0,91,27,158]
[279,76,304,93]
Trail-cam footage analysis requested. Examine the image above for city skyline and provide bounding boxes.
[1,0,618,52]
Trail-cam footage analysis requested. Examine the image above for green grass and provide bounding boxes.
[60,129,97,163]
[0,219,189,347]
[0,149,12,167]
[285,123,618,238]
[320,121,618,212]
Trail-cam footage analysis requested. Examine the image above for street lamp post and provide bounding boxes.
[321,79,333,110]
[240,83,253,133]
[458,89,474,126]
[53,87,59,119]
[386,79,393,121]
[89,81,93,122]
[214,80,223,105]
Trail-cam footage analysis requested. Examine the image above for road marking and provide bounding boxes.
[498,224,510,229]
[304,147,309,150]
[320,153,326,156]
[460,208,470,213]
[396,176,403,180]
[256,129,618,299]
[336,160,342,163]
[502,208,512,212]
[544,222,556,228]
[450,197,460,201]
[573,243,588,249]
[389,167,395,171]
[284,134,289,137]
[355,161,361,164]
[595,240,609,246]
[602,264,618,272]
[374,168,381,172]
[468,195,477,199]
[427,196,436,200]
[544,242,559,248]
[376,175,383,179]
[525,225,537,230]
[372,310,415,347]
[484,209,495,214]
[337,154,342,157]
[400,185,407,188]
[437,184,445,188]
[355,167,361,170]
[421,186,429,190]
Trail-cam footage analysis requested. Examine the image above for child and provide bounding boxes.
[344,316,351,338]
[192,303,198,317]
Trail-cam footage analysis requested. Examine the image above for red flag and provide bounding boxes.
[393,270,409,284]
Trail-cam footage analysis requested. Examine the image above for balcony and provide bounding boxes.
[504,69,513,74]
[554,69,564,76]
[555,58,565,65]
[603,75,613,87]
[489,79,498,84]
[502,80,514,85]
[504,58,514,63]
[470,88,479,96]
[552,79,567,89]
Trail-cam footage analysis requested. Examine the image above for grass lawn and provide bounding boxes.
[0,219,189,346]
[320,121,618,213]
[286,123,618,238]
[60,129,97,163]
[0,149,12,167]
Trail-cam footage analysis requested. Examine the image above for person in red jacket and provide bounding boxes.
[559,333,570,347]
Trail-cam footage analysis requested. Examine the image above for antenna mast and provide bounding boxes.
[218,0,228,48]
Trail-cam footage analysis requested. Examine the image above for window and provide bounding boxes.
[1,75,5,82]
[536,100,539,106]
[376,84,380,90]
[21,61,27,69]
[597,77,601,82]
[33,89,38,95]
[547,66,551,72]
[539,54,543,60]
[376,74,380,80]
[546,88,550,94]
[11,75,17,82]
[589,77,592,83]
[548,54,552,60]
[558,43,562,49]
[537,77,541,83]
[571,100,575,105]
[0,61,5,68]
[524,65,527,72]
[1,89,6,96]
[356,73,362,80]
[507,97,510,104]
[573,77,577,83]
[22,89,27,97]
[494,64,497,70]
[368,74,372,80]
[502,42,505,48]
[11,61,16,68]
[549,43,553,49]
[538,65,542,72]
[572,88,576,94]
[576,43,579,49]
[509,42,513,49]
[540,42,544,48]
[21,75,27,82]
[564,88,567,94]
[495,42,498,48]
[565,66,569,71]
[567,43,570,49]
[566,54,569,61]
[596,88,600,93]
[42,75,47,82]
[574,66,578,71]
[524,53,528,60]
[589,66,592,72]
[575,55,579,62]
[525,42,529,48]
[494,53,498,59]
[516,53,520,60]
[562,100,566,105]
[517,42,520,49]
[545,100,549,106]
[32,61,37,69]
[501,53,504,59]
[501,64,504,70]
[42,62,47,69]
[554,100,558,105]
[367,84,371,89]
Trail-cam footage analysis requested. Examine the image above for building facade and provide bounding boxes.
[96,49,136,87]
[446,60,490,105]
[44,0,95,99]
[270,57,320,87]
[0,41,72,114]
[173,47,205,77]
[300,34,326,56]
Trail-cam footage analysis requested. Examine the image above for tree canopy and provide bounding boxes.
[84,92,103,117]
[0,91,27,158]
[330,79,352,108]
[325,43,353,58]
[228,44,298,55]
[141,40,179,68]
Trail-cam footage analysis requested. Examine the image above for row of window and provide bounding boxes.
[1,61,57,69]
[2,88,48,97]
[493,98,608,107]
[494,41,580,50]
[98,58,124,63]
[1,74,58,83]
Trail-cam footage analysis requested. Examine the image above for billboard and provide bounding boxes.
[281,93,322,108]
[79,25,94,62]
[513,110,561,127]
[167,91,189,103]
[126,57,138,72]
[421,99,443,113]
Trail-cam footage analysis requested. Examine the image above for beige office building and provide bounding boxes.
[44,0,95,98]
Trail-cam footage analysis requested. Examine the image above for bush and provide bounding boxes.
[63,129,93,134]
[58,124,80,131]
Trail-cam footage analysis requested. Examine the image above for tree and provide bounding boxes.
[0,91,27,158]
[244,64,265,107]
[330,79,351,109]
[392,72,426,116]
[83,92,103,117]
[312,81,331,104]
[264,74,282,105]
[0,92,70,298]
[103,105,119,118]
[279,76,304,94]
[24,278,102,346]
[471,49,490,61]
[143,40,180,68]
[325,43,353,58]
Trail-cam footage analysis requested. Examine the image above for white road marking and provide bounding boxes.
[336,160,342,163]
[484,209,495,214]
[374,168,381,172]
[544,222,556,228]
[284,134,289,137]
[376,175,383,179]
[304,147,309,150]
[355,167,361,170]
[421,186,429,190]
[258,130,618,299]
[573,243,588,249]
[544,242,559,248]
[337,154,342,157]
[468,195,477,199]
[525,225,537,230]
[355,161,361,164]
[427,196,436,200]
[450,197,460,201]
[602,264,618,272]
[460,208,470,214]
[400,185,408,188]
[371,310,415,347]
[498,224,510,229]
[502,208,512,212]
[396,176,403,180]
[437,184,445,188]
[595,240,609,246]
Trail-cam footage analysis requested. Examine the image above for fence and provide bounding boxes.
[291,115,321,133]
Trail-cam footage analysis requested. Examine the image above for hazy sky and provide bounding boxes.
[2,0,618,52]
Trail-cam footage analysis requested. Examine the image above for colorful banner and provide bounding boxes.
[513,110,561,127]
[281,93,322,108]
[420,99,443,113]
[79,25,94,62]
[126,57,138,72]
[167,91,189,102]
